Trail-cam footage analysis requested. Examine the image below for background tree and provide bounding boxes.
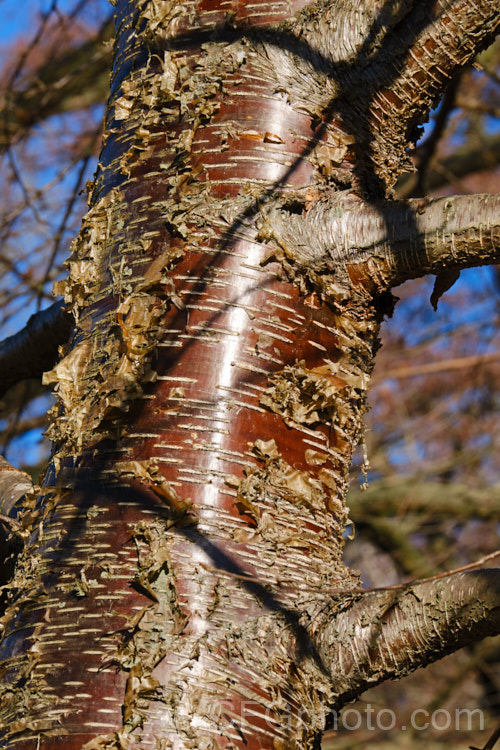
[0,1,499,749]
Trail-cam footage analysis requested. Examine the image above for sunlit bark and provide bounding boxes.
[0,1,498,749]
[263,193,500,298]
[321,570,500,701]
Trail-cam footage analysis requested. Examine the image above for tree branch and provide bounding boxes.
[318,570,500,704]
[0,300,73,398]
[264,193,500,295]
[396,133,500,198]
[0,17,113,149]
[285,0,499,192]
[366,0,500,189]
[376,193,500,288]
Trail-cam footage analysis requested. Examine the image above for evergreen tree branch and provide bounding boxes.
[348,478,500,523]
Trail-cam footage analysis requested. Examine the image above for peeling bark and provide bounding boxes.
[318,570,500,702]
[0,1,498,749]
[0,457,32,588]
[0,456,32,517]
[262,193,500,296]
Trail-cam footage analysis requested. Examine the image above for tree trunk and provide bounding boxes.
[0,1,499,749]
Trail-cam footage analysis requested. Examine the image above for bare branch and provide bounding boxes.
[470,723,500,750]
[286,0,499,192]
[380,193,500,288]
[264,193,500,294]
[397,133,500,198]
[366,0,500,189]
[0,17,113,149]
[372,351,500,381]
[0,300,73,398]
[319,570,500,704]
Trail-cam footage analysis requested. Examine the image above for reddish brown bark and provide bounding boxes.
[0,1,499,749]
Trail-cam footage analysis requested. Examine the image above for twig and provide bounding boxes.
[350,549,500,596]
[470,723,500,750]
[373,351,500,382]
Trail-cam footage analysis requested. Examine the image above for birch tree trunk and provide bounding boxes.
[0,1,499,749]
